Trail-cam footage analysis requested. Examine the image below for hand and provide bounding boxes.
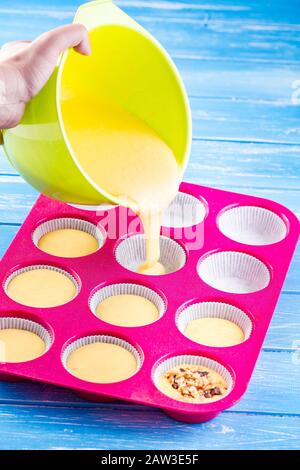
[0,24,91,132]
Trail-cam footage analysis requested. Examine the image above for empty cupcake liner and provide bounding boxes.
[62,334,142,379]
[162,192,206,228]
[115,235,186,274]
[4,264,80,301]
[0,317,52,362]
[32,217,106,253]
[218,205,287,246]
[89,283,166,319]
[197,251,270,294]
[177,301,252,343]
[153,355,233,401]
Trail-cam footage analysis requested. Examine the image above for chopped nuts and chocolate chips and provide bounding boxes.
[163,364,228,401]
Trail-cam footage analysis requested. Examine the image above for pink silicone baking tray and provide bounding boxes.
[0,182,299,423]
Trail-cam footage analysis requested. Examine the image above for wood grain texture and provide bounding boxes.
[0,404,299,450]
[1,1,300,64]
[176,58,300,102]
[3,141,300,190]
[0,0,299,450]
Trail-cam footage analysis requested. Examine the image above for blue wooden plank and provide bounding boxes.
[190,98,300,145]
[121,0,300,27]
[0,349,299,415]
[0,403,299,450]
[136,17,300,64]
[2,0,300,26]
[0,1,300,64]
[0,177,38,223]
[0,225,19,258]
[187,141,300,190]
[283,246,300,293]
[266,294,300,348]
[3,141,300,190]
[175,58,300,101]
[3,90,299,156]
[2,102,300,153]
[0,148,15,175]
[233,351,300,414]
[1,2,299,151]
[0,176,299,223]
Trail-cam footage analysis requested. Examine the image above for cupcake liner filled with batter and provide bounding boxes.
[4,264,79,308]
[177,301,252,347]
[33,217,106,258]
[62,335,142,384]
[0,317,52,363]
[90,283,166,327]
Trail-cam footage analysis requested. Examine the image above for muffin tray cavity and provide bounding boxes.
[0,182,298,423]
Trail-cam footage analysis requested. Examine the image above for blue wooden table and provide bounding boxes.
[0,0,299,450]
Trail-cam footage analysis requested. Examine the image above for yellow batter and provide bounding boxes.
[185,318,245,347]
[96,294,159,327]
[158,364,228,403]
[61,99,180,275]
[139,262,166,276]
[6,268,77,308]
[38,228,99,258]
[67,342,137,383]
[0,329,46,363]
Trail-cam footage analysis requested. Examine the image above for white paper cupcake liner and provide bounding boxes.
[4,264,80,301]
[153,355,233,401]
[218,205,287,246]
[162,192,206,228]
[115,235,186,274]
[32,217,106,254]
[89,283,166,319]
[197,251,270,294]
[62,334,142,380]
[177,301,252,343]
[0,316,52,361]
